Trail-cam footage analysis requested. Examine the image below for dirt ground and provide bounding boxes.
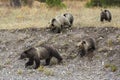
[0,27,120,80]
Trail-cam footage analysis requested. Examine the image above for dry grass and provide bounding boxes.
[17,69,23,75]
[104,64,117,72]
[0,1,120,29]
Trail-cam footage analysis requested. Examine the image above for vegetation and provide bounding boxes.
[37,66,54,76]
[17,69,23,75]
[22,0,34,7]
[46,0,66,8]
[37,66,45,72]
[86,0,120,7]
[0,0,119,79]
[104,64,117,72]
[44,69,54,76]
[37,0,46,2]
[5,60,11,65]
[111,65,117,72]
[0,1,120,29]
[0,64,5,70]
[10,0,21,8]
[107,39,113,47]
[10,0,65,8]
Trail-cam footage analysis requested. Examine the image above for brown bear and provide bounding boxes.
[19,45,63,69]
[77,38,96,57]
[63,13,74,27]
[100,9,112,22]
[48,15,71,33]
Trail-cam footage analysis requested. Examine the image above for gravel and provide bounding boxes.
[0,27,120,80]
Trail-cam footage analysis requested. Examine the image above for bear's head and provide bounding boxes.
[19,48,34,59]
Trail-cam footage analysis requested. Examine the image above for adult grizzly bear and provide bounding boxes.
[63,13,74,27]
[19,45,63,69]
[48,15,71,33]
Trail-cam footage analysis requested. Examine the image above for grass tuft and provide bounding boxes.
[104,64,117,72]
[17,69,23,75]
[37,66,44,72]
[107,39,113,47]
[5,60,11,65]
[37,66,54,76]
[44,69,54,76]
[110,65,117,72]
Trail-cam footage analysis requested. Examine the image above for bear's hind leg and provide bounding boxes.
[45,57,51,66]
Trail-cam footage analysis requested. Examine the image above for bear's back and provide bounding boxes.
[35,47,50,60]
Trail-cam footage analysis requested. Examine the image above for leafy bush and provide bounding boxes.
[46,0,66,8]
[86,0,120,7]
[102,0,120,7]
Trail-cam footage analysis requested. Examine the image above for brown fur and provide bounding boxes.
[19,45,62,69]
[48,15,71,33]
[100,9,112,22]
[63,13,74,27]
[77,38,95,57]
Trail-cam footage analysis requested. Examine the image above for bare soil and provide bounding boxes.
[0,27,120,80]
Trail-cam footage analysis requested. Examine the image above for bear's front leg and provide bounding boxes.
[25,58,34,68]
[34,58,40,69]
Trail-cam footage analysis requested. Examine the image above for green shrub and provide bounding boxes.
[86,0,120,7]
[46,0,66,8]
[86,0,101,7]
[101,0,120,7]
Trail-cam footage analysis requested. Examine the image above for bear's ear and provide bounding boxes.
[24,47,33,54]
[82,41,86,44]
[63,13,66,17]
[104,10,107,12]
[52,18,56,23]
